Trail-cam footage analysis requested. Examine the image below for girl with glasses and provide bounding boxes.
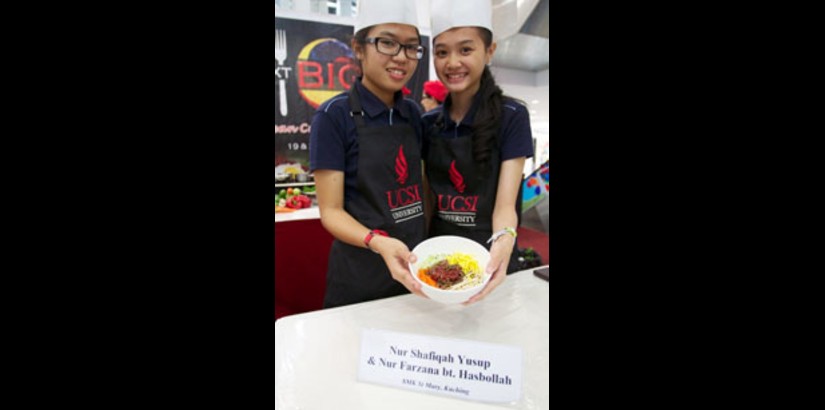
[309,0,428,308]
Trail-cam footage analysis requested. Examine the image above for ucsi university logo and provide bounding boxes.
[385,144,423,223]
[395,145,408,185]
[449,160,465,193]
[437,160,480,226]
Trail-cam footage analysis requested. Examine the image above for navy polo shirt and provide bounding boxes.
[309,80,424,202]
[421,93,534,163]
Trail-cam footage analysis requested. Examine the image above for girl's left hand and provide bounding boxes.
[463,235,514,305]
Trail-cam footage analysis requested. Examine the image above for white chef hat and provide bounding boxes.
[354,0,420,35]
[430,0,493,40]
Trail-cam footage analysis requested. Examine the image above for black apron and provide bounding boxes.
[323,87,426,308]
[425,116,520,274]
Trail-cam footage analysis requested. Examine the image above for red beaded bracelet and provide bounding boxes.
[364,229,388,253]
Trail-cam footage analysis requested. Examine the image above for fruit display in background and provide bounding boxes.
[275,185,317,211]
[286,194,312,209]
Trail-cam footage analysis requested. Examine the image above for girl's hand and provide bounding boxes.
[463,235,514,305]
[371,236,428,298]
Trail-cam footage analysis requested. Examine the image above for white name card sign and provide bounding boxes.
[357,328,523,403]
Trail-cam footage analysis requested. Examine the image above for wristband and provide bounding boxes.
[486,227,517,244]
[364,229,388,253]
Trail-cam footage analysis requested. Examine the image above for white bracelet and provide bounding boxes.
[486,227,517,244]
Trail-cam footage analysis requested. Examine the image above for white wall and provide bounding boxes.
[492,67,549,174]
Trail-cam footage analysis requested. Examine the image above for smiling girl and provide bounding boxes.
[423,0,535,305]
[309,0,428,308]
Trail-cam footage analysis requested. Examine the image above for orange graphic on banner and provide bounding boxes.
[296,38,358,109]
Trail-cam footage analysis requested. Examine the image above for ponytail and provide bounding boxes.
[471,66,503,171]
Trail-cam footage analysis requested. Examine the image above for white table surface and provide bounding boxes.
[275,267,550,410]
[275,206,320,223]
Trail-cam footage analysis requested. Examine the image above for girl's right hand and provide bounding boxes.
[371,236,428,299]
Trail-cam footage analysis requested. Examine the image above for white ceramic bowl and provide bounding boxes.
[409,235,491,304]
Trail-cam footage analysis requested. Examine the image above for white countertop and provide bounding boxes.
[275,206,320,222]
[275,267,550,410]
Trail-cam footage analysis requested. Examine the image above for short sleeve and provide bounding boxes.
[499,103,535,161]
[309,108,346,172]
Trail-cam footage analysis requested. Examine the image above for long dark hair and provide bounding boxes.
[473,65,502,169]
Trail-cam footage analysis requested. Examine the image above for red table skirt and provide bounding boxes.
[274,218,334,320]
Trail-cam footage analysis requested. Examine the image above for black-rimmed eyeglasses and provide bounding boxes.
[365,37,425,60]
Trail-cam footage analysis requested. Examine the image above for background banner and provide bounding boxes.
[522,160,549,211]
[275,17,430,175]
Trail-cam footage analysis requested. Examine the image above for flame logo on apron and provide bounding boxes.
[395,145,408,185]
[449,160,465,193]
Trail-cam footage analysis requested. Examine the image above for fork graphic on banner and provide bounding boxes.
[275,29,289,117]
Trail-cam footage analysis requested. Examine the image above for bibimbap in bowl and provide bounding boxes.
[409,235,491,304]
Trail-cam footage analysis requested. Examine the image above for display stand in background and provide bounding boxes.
[520,160,548,234]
